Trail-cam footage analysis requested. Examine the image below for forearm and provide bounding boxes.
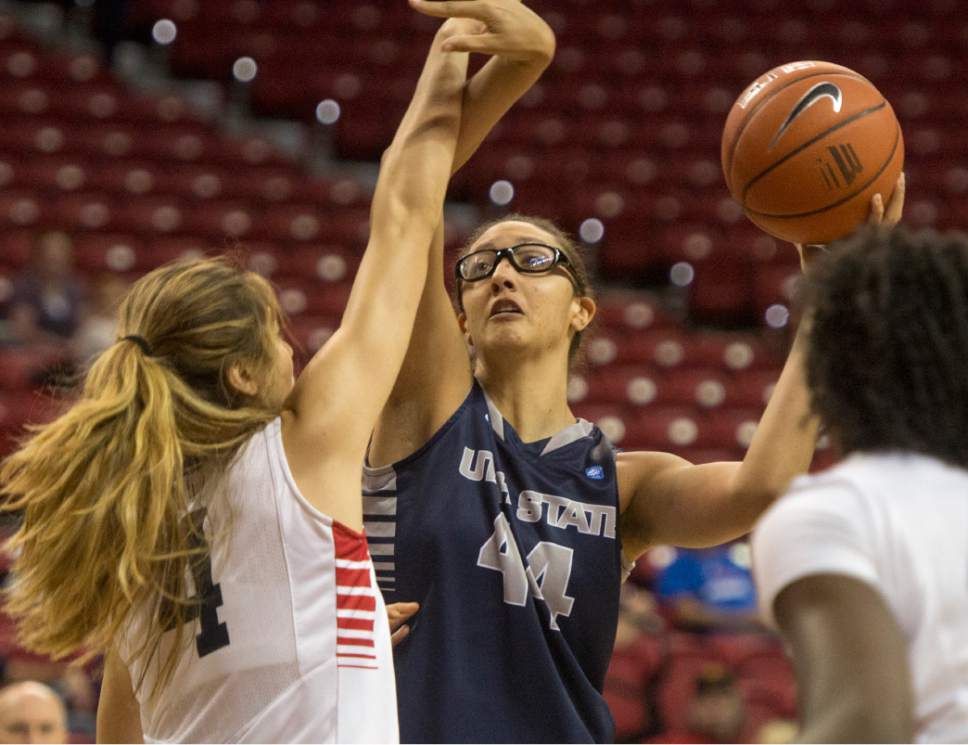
[730,325,819,511]
[452,54,550,173]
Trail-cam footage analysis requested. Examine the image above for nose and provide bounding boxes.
[488,256,519,292]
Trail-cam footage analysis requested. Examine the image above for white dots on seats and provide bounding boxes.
[151,205,182,232]
[10,199,39,225]
[56,165,85,190]
[316,254,347,281]
[736,420,758,448]
[280,289,307,314]
[308,326,335,351]
[655,340,684,367]
[152,18,177,44]
[232,57,258,83]
[125,168,154,194]
[765,304,790,329]
[627,377,657,405]
[688,160,719,188]
[762,382,776,403]
[222,210,251,237]
[19,88,48,114]
[751,235,778,261]
[598,416,626,444]
[329,179,361,206]
[704,86,733,113]
[716,197,743,224]
[0,161,12,187]
[316,99,341,125]
[623,302,654,329]
[638,85,668,113]
[174,134,203,160]
[566,375,588,403]
[670,261,694,287]
[7,51,37,77]
[556,46,585,73]
[816,433,830,450]
[683,232,713,260]
[676,50,705,76]
[35,127,65,153]
[290,213,320,241]
[242,138,271,164]
[80,201,110,229]
[0,276,12,303]
[587,336,617,366]
[156,95,186,122]
[536,118,566,145]
[724,342,754,370]
[263,176,293,201]
[520,84,545,108]
[626,157,656,185]
[595,191,624,218]
[333,73,361,99]
[668,417,698,446]
[696,380,725,407]
[192,173,221,198]
[489,180,514,207]
[599,120,629,147]
[106,244,135,272]
[69,54,99,82]
[505,155,534,181]
[580,218,604,244]
[944,167,968,194]
[248,252,277,276]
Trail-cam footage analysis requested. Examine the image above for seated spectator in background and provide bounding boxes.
[10,231,85,347]
[687,666,748,744]
[655,542,762,632]
[0,681,68,744]
[72,274,126,364]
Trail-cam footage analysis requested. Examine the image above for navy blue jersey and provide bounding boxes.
[363,381,622,743]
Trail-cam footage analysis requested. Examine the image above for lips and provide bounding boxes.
[489,297,524,318]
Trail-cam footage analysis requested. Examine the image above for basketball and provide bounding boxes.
[722,61,904,245]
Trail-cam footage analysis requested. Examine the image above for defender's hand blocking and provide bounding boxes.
[796,172,906,271]
[410,0,555,64]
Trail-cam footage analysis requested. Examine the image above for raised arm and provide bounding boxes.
[369,0,555,467]
[282,14,468,523]
[618,176,905,556]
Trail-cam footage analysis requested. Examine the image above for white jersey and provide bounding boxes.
[119,418,398,743]
[753,452,968,743]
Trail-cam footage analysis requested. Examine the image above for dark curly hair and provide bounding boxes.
[803,225,968,467]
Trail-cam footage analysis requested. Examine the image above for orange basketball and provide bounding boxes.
[722,61,904,245]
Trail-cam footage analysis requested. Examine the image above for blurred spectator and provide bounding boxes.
[605,584,666,742]
[3,653,96,740]
[10,232,85,346]
[0,681,68,744]
[655,542,761,632]
[687,667,747,743]
[72,274,127,364]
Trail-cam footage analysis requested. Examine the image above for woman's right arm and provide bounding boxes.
[369,0,556,467]
[96,648,143,744]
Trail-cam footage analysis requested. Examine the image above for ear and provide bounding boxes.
[226,360,259,397]
[570,295,596,334]
[457,311,474,349]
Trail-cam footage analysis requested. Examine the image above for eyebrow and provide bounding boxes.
[469,238,552,252]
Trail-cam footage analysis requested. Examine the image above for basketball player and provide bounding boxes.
[0,6,547,741]
[370,4,907,740]
[753,226,968,743]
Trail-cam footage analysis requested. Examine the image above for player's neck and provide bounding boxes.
[476,356,575,444]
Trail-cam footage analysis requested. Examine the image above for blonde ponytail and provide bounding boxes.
[1,257,283,695]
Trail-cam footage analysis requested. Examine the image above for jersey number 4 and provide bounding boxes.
[477,514,575,630]
[161,508,231,657]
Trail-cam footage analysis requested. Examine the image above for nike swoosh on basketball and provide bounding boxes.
[769,82,844,149]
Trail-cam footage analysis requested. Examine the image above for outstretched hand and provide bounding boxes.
[795,172,906,271]
[411,0,556,65]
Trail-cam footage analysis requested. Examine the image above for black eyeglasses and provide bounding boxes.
[455,242,577,285]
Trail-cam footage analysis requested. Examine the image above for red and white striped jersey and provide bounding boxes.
[120,418,398,743]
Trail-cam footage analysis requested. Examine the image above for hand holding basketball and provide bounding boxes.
[723,61,904,246]
[410,0,555,65]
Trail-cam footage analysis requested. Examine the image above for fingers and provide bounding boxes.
[409,0,490,21]
[867,192,885,225]
[391,624,411,647]
[386,601,420,631]
[441,33,502,54]
[883,172,906,227]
